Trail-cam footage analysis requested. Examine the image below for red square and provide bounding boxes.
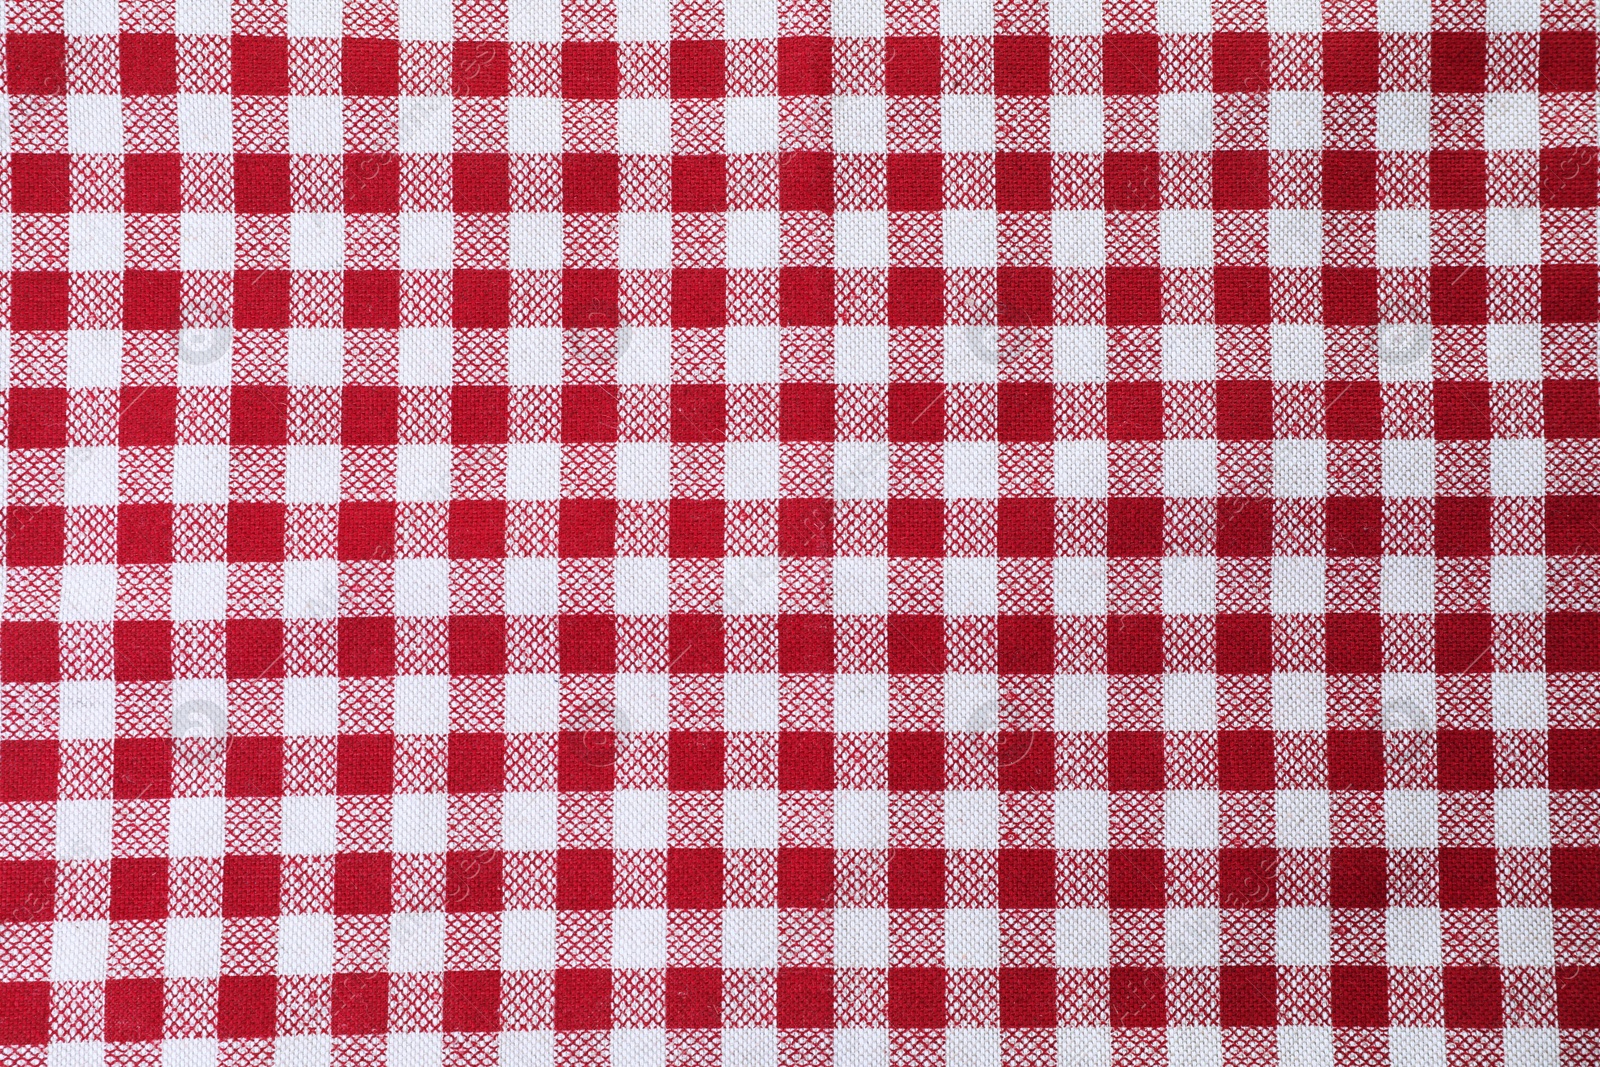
[449,500,506,559]
[453,385,509,444]
[884,613,942,674]
[1220,848,1277,908]
[1000,968,1057,1028]
[1103,33,1158,95]
[997,382,1053,442]
[445,851,504,913]
[560,500,616,558]
[125,270,182,330]
[0,741,57,801]
[449,733,506,794]
[1106,266,1162,325]
[998,265,1053,327]
[1543,148,1598,208]
[887,499,944,556]
[1213,32,1268,92]
[1543,31,1598,92]
[1432,32,1486,93]
[554,970,612,1030]
[0,983,49,1046]
[778,499,833,556]
[6,506,64,567]
[453,41,508,96]
[339,502,396,560]
[222,854,281,916]
[672,268,727,328]
[225,737,283,797]
[1545,381,1600,438]
[125,154,182,213]
[1325,380,1381,439]
[670,499,724,557]
[888,267,945,326]
[233,35,288,94]
[1330,966,1388,1028]
[1219,730,1275,790]
[887,153,942,211]
[1554,848,1600,907]
[780,383,834,440]
[669,731,725,791]
[562,42,618,99]
[999,849,1055,908]
[331,973,389,1034]
[105,977,164,1042]
[12,272,69,331]
[562,269,620,329]
[339,617,396,677]
[1216,381,1272,440]
[116,620,173,681]
[450,615,506,676]
[1220,966,1277,1027]
[1217,497,1272,557]
[1326,612,1381,673]
[776,848,833,908]
[670,613,725,673]
[888,732,945,791]
[1108,849,1165,908]
[1560,968,1600,1028]
[560,614,614,671]
[999,615,1053,675]
[1217,614,1271,675]
[231,385,289,444]
[336,736,394,796]
[562,154,619,214]
[671,40,725,98]
[1215,266,1271,325]
[454,154,510,214]
[120,386,178,447]
[1432,150,1487,211]
[8,388,67,449]
[888,848,945,908]
[1444,968,1503,1029]
[110,858,168,920]
[777,614,838,671]
[235,268,292,326]
[1322,267,1377,325]
[665,967,722,1029]
[6,33,65,94]
[887,968,946,1028]
[666,848,724,908]
[999,731,1054,792]
[228,502,286,562]
[557,849,614,909]
[561,385,619,442]
[343,270,399,329]
[1433,264,1488,325]
[777,969,833,1028]
[1109,968,1167,1026]
[1107,498,1163,557]
[1327,496,1381,557]
[114,738,172,801]
[558,731,616,792]
[995,36,1050,95]
[779,151,834,211]
[1438,729,1494,791]
[998,498,1054,557]
[778,37,832,96]
[0,861,54,924]
[1324,32,1379,93]
[1543,263,1598,323]
[885,36,940,95]
[217,975,277,1039]
[1552,729,1600,789]
[1105,152,1161,211]
[1213,151,1269,210]
[0,623,59,683]
[1329,847,1387,907]
[235,154,291,213]
[779,267,835,326]
[1441,847,1497,908]
[121,33,177,95]
[672,154,727,212]
[1433,381,1491,440]
[1107,614,1164,674]
[343,38,400,96]
[454,269,510,327]
[1549,612,1600,670]
[779,732,835,790]
[997,152,1051,211]
[1437,613,1492,673]
[227,619,284,680]
[1108,730,1164,791]
[887,382,944,442]
[1107,381,1162,440]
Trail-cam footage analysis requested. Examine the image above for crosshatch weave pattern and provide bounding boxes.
[3,0,1600,1064]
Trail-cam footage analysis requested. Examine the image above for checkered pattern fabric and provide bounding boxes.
[2,0,1599,1064]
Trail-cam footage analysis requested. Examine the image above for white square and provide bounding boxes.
[724,96,780,155]
[1491,439,1544,496]
[1486,324,1539,382]
[175,0,228,32]
[1383,672,1436,730]
[1504,1031,1559,1067]
[1271,556,1323,615]
[1053,210,1105,268]
[169,796,225,857]
[1159,93,1213,152]
[615,442,670,502]
[276,1035,333,1067]
[65,0,117,34]
[1160,325,1214,382]
[835,211,888,269]
[944,441,996,499]
[399,97,451,153]
[726,673,780,731]
[504,557,558,616]
[1499,908,1554,967]
[833,97,886,154]
[287,328,342,386]
[946,908,999,968]
[284,444,340,504]
[285,559,337,619]
[616,212,670,270]
[1163,439,1217,499]
[1157,0,1211,31]
[1269,92,1322,150]
[1266,209,1321,268]
[614,790,668,850]
[617,98,671,155]
[1382,439,1434,497]
[836,674,888,731]
[942,94,994,153]
[508,0,562,41]
[164,917,223,979]
[727,790,779,848]
[1054,789,1109,848]
[726,441,779,500]
[1379,324,1432,382]
[59,566,116,624]
[278,913,334,975]
[177,94,231,153]
[1377,0,1429,31]
[947,673,998,734]
[1055,440,1108,498]
[1273,672,1325,730]
[616,0,670,39]
[1055,908,1110,967]
[1160,209,1212,268]
[63,446,116,506]
[1165,790,1219,849]
[286,0,339,36]
[617,326,671,384]
[1386,907,1442,966]
[1057,1030,1112,1067]
[1486,0,1538,31]
[1484,94,1539,152]
[180,213,234,271]
[1051,96,1104,153]
[501,908,556,970]
[836,327,889,384]
[69,215,123,272]
[395,674,450,734]
[398,327,452,386]
[617,673,669,731]
[1164,673,1217,731]
[1161,556,1215,616]
[51,920,109,982]
[58,680,115,738]
[1485,208,1539,268]
[728,0,779,37]
[505,674,560,733]
[1054,557,1106,616]
[1051,326,1106,384]
[56,799,111,861]
[1273,439,1326,498]
[1385,789,1438,849]
[836,442,888,498]
[394,557,449,617]
[67,95,122,153]
[726,326,780,383]
[1377,93,1430,152]
[396,443,451,501]
[836,909,888,967]
[1491,556,1544,615]
[725,556,779,615]
[941,0,993,34]
[724,908,778,968]
[1271,324,1324,382]
[1055,675,1108,732]
[612,908,666,968]
[1496,788,1550,848]
[282,795,337,856]
[288,97,342,155]
[1374,210,1428,269]
[284,676,339,736]
[388,912,445,972]
[399,212,453,270]
[392,793,449,854]
[835,789,888,848]
[944,210,996,268]
[507,99,563,155]
[945,790,998,849]
[1278,1029,1333,1067]
[1169,1029,1222,1067]
[387,1034,444,1067]
[171,444,228,505]
[1277,789,1330,848]
[1276,906,1330,965]
[834,557,887,615]
[508,332,562,389]
[398,0,450,39]
[170,561,226,621]
[726,210,779,269]
[615,555,669,616]
[1165,908,1219,967]
[64,331,119,390]
[945,557,997,616]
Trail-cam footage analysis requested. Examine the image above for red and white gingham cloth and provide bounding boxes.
[1,0,1598,1064]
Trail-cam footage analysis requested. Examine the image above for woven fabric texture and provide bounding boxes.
[0,0,1598,1064]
